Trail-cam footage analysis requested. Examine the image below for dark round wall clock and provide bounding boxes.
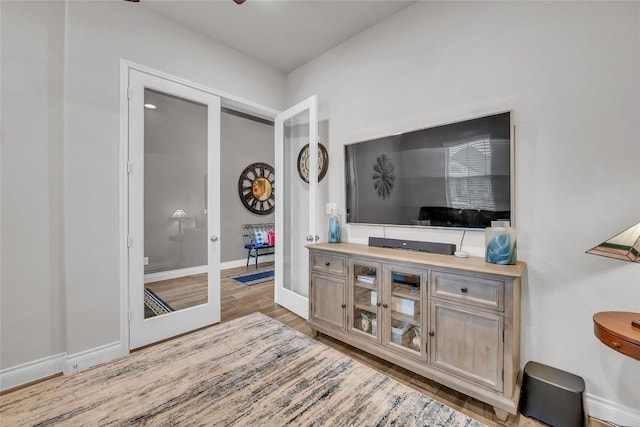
[297,143,329,183]
[238,162,275,215]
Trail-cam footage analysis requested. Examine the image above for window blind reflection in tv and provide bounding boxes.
[344,111,513,229]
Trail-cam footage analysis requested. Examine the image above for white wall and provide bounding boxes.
[1,0,286,374]
[1,1,66,369]
[287,1,640,421]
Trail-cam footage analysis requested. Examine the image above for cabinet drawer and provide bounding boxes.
[594,326,640,360]
[431,271,504,311]
[311,252,346,276]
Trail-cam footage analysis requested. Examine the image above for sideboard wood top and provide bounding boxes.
[307,242,526,278]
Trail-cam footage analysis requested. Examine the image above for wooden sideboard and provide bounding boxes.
[307,242,526,420]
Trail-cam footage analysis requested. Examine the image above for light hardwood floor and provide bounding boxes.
[146,272,208,313]
[7,262,608,427]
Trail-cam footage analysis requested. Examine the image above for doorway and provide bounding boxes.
[122,61,327,353]
[121,62,281,352]
[219,108,275,270]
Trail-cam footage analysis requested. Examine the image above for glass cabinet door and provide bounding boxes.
[349,259,381,341]
[384,266,424,358]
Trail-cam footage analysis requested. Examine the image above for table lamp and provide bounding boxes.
[587,221,640,329]
[170,209,189,235]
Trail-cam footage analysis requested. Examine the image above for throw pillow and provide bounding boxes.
[253,229,266,248]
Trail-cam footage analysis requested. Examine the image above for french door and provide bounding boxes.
[274,95,319,319]
[127,69,221,349]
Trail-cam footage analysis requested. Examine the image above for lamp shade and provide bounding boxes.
[587,222,640,263]
[170,209,189,220]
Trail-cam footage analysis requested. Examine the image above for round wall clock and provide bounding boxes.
[297,143,329,183]
[238,162,275,215]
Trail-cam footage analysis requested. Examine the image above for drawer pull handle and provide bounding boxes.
[611,341,621,349]
[325,262,330,266]
[341,304,346,309]
[428,331,435,336]
[382,303,388,308]
[461,287,468,293]
[376,302,381,307]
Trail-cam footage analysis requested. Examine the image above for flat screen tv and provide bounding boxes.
[344,111,513,229]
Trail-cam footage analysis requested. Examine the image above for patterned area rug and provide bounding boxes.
[0,312,486,426]
[230,268,274,285]
[144,288,174,317]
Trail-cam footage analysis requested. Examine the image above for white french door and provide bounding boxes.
[274,95,319,319]
[127,69,221,349]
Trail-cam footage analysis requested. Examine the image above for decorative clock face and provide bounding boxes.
[297,143,329,183]
[373,154,395,199]
[238,162,275,215]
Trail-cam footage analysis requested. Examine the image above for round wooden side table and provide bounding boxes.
[593,311,640,361]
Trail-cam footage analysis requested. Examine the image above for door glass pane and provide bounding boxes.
[283,109,310,296]
[351,263,378,338]
[143,88,208,318]
[389,270,422,354]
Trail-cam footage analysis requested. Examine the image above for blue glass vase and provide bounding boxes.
[328,210,341,243]
[485,221,517,265]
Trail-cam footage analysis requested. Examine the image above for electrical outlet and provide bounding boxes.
[143,257,149,265]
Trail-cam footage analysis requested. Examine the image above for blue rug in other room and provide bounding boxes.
[230,269,274,286]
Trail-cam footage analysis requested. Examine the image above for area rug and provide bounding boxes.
[0,312,486,426]
[144,288,174,317]
[230,268,274,285]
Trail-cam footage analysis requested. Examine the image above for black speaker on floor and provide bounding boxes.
[520,361,586,427]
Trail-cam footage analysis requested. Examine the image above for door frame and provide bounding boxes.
[118,60,279,353]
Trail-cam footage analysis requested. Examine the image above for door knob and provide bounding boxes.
[306,235,314,242]
[210,235,219,242]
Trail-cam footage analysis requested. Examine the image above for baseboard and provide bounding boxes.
[144,265,207,283]
[587,393,640,427]
[144,258,274,276]
[0,342,126,392]
[62,341,125,375]
[221,254,274,270]
[0,352,65,392]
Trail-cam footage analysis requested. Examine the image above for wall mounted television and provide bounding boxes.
[344,111,513,229]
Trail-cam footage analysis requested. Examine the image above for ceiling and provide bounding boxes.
[139,0,415,73]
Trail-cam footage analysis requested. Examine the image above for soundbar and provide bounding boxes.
[368,237,456,255]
